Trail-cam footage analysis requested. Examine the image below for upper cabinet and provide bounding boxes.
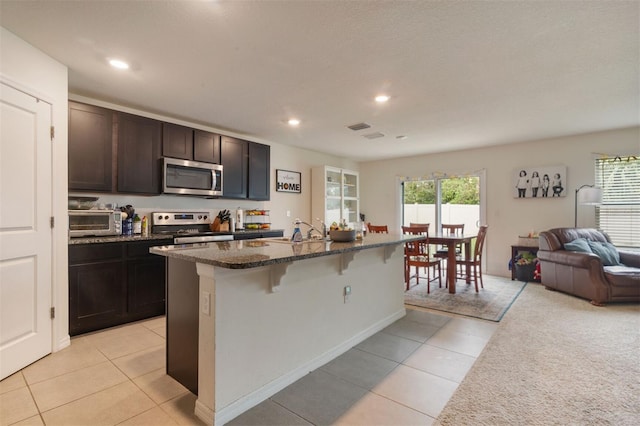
[193,130,221,164]
[162,124,221,164]
[311,166,359,226]
[117,112,162,194]
[68,101,267,198]
[248,142,270,200]
[162,123,193,160]
[221,136,271,200]
[220,136,248,199]
[68,101,114,191]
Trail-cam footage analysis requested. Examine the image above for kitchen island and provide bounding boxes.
[150,233,420,425]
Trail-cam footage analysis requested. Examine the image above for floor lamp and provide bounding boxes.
[574,185,602,227]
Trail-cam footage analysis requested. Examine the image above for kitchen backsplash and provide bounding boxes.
[68,192,267,223]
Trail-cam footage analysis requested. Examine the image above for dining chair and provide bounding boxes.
[402,225,442,292]
[409,222,430,230]
[455,225,488,292]
[367,223,389,234]
[434,224,465,263]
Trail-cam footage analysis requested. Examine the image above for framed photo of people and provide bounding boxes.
[513,166,566,198]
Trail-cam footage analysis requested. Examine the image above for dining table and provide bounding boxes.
[428,233,476,293]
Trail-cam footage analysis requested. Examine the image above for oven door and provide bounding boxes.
[163,157,223,197]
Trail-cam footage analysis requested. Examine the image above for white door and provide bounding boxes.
[0,82,53,380]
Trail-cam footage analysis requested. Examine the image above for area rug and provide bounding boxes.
[435,284,640,425]
[404,274,527,322]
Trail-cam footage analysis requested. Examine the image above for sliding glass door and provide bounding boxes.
[402,175,482,234]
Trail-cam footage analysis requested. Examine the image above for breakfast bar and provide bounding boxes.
[150,233,420,425]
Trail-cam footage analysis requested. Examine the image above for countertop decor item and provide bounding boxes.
[329,229,356,242]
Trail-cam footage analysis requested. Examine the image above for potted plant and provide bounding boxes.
[514,251,539,282]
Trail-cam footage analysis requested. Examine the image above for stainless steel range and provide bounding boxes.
[151,211,234,244]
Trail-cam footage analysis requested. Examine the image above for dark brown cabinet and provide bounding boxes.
[248,142,270,200]
[69,240,166,336]
[126,242,167,317]
[117,112,162,194]
[162,123,193,160]
[221,137,271,200]
[221,136,248,199]
[68,101,114,191]
[194,130,221,164]
[68,101,267,198]
[162,124,220,164]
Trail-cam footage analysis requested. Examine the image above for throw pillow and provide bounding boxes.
[587,240,621,266]
[564,238,592,253]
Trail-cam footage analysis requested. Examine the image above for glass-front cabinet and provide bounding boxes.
[312,166,360,227]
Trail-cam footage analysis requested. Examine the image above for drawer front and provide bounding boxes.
[69,243,123,264]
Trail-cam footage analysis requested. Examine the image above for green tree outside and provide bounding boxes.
[404,177,479,205]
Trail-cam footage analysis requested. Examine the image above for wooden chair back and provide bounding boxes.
[472,225,489,262]
[401,225,430,255]
[367,224,389,234]
[442,224,464,236]
[409,222,430,231]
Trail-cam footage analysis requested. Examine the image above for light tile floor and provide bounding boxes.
[1,308,497,426]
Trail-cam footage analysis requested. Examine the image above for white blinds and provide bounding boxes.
[595,156,640,248]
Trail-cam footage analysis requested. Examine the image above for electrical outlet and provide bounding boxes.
[344,285,351,303]
[202,291,211,316]
[286,210,291,217]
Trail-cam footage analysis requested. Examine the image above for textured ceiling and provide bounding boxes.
[1,1,638,161]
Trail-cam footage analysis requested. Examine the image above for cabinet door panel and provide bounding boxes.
[248,142,270,200]
[221,136,248,199]
[117,112,162,194]
[194,130,220,164]
[68,102,113,191]
[162,122,193,160]
[127,257,166,318]
[69,261,125,336]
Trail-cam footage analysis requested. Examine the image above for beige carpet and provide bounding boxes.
[436,284,640,425]
[404,274,527,322]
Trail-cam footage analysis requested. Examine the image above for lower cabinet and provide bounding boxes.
[69,240,166,336]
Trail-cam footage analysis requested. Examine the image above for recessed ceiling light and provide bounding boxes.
[288,118,300,126]
[375,95,390,103]
[108,59,130,70]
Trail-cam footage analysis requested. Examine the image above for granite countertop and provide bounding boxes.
[68,229,284,245]
[68,234,174,245]
[149,233,423,269]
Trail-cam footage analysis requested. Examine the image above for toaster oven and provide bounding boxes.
[69,210,122,237]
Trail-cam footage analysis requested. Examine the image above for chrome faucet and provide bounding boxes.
[316,218,328,239]
[300,221,324,239]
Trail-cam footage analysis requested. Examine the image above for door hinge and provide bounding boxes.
[50,307,55,319]
[50,126,55,140]
[50,216,55,228]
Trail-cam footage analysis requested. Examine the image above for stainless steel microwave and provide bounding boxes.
[162,157,223,197]
[69,210,122,237]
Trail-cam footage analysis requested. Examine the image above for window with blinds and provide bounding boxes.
[595,156,640,248]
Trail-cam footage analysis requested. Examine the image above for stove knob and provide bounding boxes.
[157,215,163,221]
[203,215,208,220]
[198,215,203,220]
[164,215,169,220]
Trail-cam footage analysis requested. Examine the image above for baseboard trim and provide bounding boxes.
[209,308,405,426]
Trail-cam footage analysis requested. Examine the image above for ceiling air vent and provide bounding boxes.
[347,122,371,131]
[363,132,385,140]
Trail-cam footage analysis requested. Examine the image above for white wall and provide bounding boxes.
[69,94,358,234]
[1,27,69,350]
[359,127,640,278]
